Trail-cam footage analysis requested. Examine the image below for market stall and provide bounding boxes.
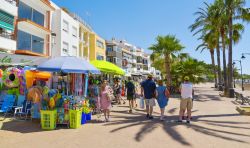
[35,56,100,130]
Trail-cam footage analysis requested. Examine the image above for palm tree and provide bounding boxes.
[149,35,184,85]
[195,32,218,87]
[224,0,250,89]
[189,2,222,87]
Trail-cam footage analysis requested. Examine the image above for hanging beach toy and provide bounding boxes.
[2,67,21,88]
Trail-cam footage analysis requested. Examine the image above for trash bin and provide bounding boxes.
[229,88,235,98]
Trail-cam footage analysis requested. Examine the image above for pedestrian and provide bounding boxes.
[100,80,112,122]
[156,80,170,121]
[114,80,125,105]
[178,76,194,124]
[141,74,156,119]
[125,77,136,113]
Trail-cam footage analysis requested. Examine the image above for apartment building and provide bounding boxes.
[0,0,18,53]
[71,13,92,61]
[50,4,79,57]
[15,0,55,56]
[89,33,106,61]
[106,39,156,76]
[106,39,122,67]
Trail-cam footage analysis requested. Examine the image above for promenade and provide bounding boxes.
[0,83,250,148]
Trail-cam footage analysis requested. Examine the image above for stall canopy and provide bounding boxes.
[90,60,125,76]
[37,56,100,74]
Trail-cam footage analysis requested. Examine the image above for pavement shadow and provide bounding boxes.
[1,119,43,133]
[105,110,250,145]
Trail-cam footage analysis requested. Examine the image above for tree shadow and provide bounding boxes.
[104,111,250,146]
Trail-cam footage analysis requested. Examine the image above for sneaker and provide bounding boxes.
[186,120,191,124]
[146,114,149,118]
[129,109,132,113]
[149,116,154,119]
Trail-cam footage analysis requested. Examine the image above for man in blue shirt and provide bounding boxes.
[141,74,156,119]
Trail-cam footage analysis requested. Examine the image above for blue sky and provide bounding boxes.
[52,0,250,74]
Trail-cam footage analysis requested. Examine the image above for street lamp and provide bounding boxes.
[233,60,244,91]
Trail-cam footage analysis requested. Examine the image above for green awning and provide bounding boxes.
[0,21,14,31]
[0,10,14,31]
[90,60,125,76]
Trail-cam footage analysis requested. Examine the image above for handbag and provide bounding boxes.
[140,97,144,109]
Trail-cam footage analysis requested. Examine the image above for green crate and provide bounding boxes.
[40,110,57,130]
[69,109,82,129]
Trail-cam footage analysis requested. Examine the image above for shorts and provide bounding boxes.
[145,98,156,107]
[127,94,135,100]
[180,98,193,111]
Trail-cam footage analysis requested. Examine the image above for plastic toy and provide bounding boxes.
[2,67,21,88]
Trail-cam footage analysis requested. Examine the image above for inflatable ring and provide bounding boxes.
[3,67,21,88]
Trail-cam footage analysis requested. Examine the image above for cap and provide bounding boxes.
[184,76,190,81]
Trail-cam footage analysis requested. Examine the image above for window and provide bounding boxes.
[72,27,77,37]
[17,30,31,50]
[63,20,69,32]
[18,2,45,26]
[96,40,104,49]
[32,35,44,54]
[96,55,104,60]
[72,45,77,56]
[106,47,112,52]
[18,2,32,20]
[33,9,44,26]
[63,42,69,54]
[17,30,44,54]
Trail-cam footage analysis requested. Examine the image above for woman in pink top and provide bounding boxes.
[100,80,112,121]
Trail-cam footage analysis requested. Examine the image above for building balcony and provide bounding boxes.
[0,32,16,51]
[17,19,51,36]
[0,0,17,16]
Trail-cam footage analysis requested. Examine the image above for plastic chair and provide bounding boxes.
[0,95,15,118]
[13,95,25,115]
[14,100,32,120]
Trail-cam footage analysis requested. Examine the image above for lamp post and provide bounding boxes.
[233,60,244,91]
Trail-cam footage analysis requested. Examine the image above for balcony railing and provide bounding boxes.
[0,31,14,40]
[4,0,17,6]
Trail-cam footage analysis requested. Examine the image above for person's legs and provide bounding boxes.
[160,108,165,120]
[146,105,149,117]
[129,100,132,112]
[103,109,107,121]
[131,99,134,110]
[107,109,110,121]
[149,99,155,119]
[186,99,193,122]
[179,99,187,121]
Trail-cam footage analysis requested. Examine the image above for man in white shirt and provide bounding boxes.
[178,76,193,124]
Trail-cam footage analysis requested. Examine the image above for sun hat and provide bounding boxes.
[148,74,153,78]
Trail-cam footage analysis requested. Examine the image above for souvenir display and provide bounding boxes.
[2,67,21,88]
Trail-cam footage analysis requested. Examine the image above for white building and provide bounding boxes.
[51,2,79,57]
[0,0,17,52]
[16,0,55,56]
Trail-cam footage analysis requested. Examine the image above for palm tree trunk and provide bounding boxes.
[210,49,217,88]
[228,15,233,89]
[165,53,171,86]
[216,41,222,88]
[221,31,228,95]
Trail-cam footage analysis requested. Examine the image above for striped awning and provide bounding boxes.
[0,10,14,31]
